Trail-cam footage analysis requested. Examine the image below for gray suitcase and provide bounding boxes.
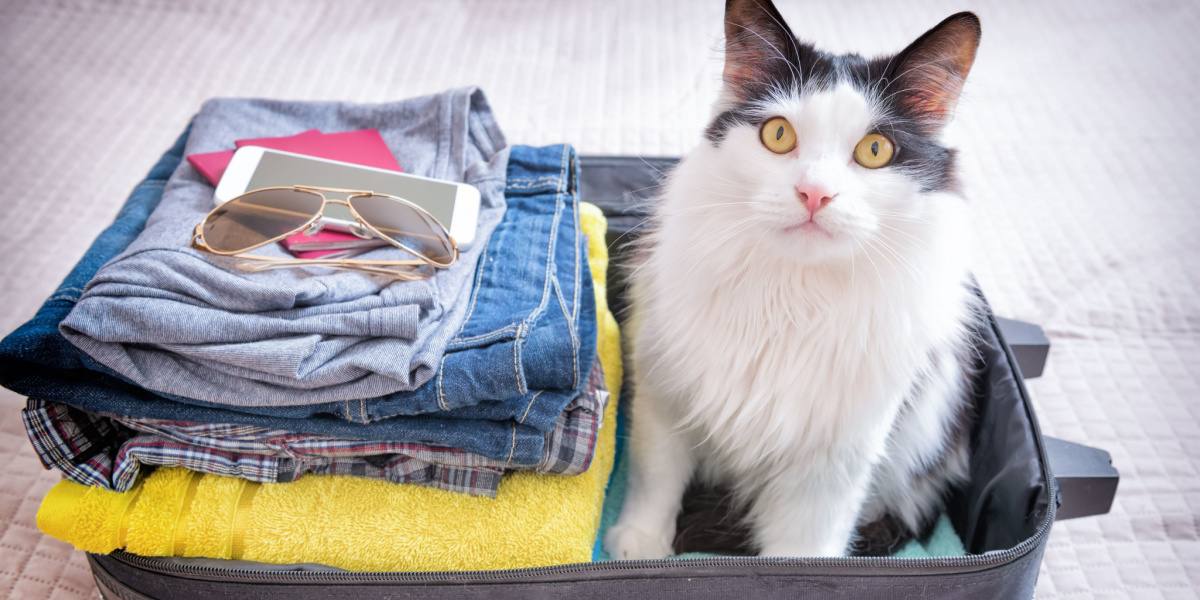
[81,153,1118,599]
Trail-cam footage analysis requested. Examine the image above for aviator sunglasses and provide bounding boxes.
[192,185,459,279]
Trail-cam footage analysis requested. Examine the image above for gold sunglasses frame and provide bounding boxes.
[192,185,460,279]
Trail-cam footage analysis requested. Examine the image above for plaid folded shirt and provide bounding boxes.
[23,361,607,497]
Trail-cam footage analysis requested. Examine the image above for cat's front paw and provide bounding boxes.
[605,522,674,560]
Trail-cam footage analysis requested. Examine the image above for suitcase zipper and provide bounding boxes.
[106,505,1051,585]
[103,309,1057,585]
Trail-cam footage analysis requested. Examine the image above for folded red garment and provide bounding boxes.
[240,128,403,172]
[186,129,321,185]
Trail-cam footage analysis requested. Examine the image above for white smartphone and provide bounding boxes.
[214,146,482,245]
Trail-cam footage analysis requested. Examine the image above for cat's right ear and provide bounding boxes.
[723,0,803,101]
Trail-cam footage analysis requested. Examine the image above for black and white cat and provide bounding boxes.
[606,1,983,558]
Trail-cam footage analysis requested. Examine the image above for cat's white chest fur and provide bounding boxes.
[639,148,970,477]
[642,256,924,479]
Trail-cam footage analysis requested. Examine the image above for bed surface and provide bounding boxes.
[0,1,1196,598]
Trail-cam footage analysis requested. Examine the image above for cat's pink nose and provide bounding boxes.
[796,185,836,216]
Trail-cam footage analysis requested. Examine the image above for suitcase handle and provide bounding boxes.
[993,317,1049,379]
[992,318,1119,519]
[1045,436,1120,520]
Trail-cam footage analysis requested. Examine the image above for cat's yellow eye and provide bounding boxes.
[759,117,797,154]
[853,133,895,168]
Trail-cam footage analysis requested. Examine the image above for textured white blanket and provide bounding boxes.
[0,1,1196,597]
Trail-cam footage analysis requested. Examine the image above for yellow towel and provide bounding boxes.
[37,202,621,572]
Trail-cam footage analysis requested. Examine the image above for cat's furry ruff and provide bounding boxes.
[606,2,982,558]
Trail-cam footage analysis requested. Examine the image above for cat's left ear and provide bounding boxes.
[887,12,981,132]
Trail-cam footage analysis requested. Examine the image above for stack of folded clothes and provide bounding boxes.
[0,88,623,570]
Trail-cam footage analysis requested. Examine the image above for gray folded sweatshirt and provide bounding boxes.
[60,88,508,407]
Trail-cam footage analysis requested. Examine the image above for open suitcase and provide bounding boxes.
[74,152,1118,600]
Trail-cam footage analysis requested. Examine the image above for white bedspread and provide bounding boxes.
[0,1,1196,597]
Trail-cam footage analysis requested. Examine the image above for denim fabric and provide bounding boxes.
[70,142,594,433]
[0,132,591,465]
[177,143,597,433]
[60,89,509,406]
[22,359,605,497]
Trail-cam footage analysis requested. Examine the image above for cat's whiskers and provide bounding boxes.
[853,235,887,291]
[659,201,763,216]
[863,236,925,282]
[636,157,673,180]
[693,189,763,204]
[622,202,763,241]
[870,209,932,225]
[625,180,669,198]
[874,221,931,249]
[607,217,656,250]
[848,238,857,287]
[692,168,754,190]
[679,220,763,280]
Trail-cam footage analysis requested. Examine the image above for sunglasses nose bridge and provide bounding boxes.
[324,197,372,236]
[304,218,324,236]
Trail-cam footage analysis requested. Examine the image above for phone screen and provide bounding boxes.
[248,151,459,225]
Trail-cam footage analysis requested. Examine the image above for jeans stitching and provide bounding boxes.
[566,152,580,391]
[457,236,491,333]
[437,233,493,411]
[552,274,579,390]
[504,423,518,465]
[505,176,561,190]
[571,156,582,323]
[566,148,582,388]
[513,321,526,395]
[448,324,520,347]
[518,390,543,425]
[436,360,448,411]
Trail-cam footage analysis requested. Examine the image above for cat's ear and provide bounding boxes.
[723,0,803,101]
[887,12,981,132]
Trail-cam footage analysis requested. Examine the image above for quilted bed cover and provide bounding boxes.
[0,1,1196,598]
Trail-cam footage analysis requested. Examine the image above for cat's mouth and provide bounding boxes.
[782,221,834,238]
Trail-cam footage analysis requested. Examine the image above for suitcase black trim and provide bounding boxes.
[89,305,1055,599]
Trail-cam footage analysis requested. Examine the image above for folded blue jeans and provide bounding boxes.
[0,127,594,465]
[199,142,595,432]
[61,91,511,407]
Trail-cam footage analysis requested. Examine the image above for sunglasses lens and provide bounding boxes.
[348,194,455,265]
[202,188,323,253]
